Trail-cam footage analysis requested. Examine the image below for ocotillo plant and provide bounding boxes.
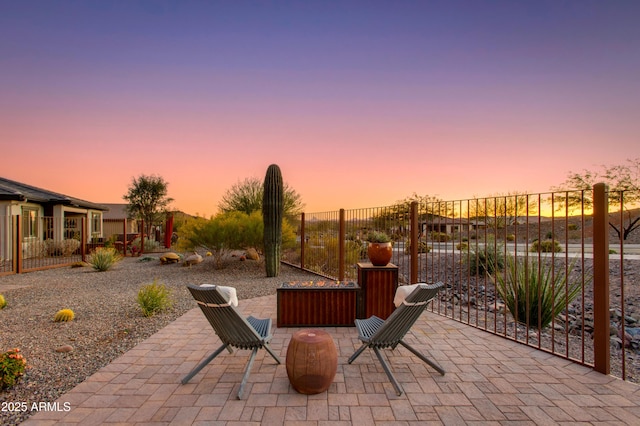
[262,164,284,277]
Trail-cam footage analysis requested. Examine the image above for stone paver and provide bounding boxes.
[23,294,640,425]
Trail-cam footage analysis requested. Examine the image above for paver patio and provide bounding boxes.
[23,294,640,425]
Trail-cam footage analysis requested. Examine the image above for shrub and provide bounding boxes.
[430,232,450,242]
[178,211,296,269]
[45,239,80,256]
[23,240,47,258]
[468,246,505,276]
[530,240,562,253]
[88,247,122,271]
[304,237,361,277]
[58,239,81,256]
[492,255,584,329]
[0,348,28,389]
[53,309,75,322]
[405,239,431,254]
[367,231,391,243]
[131,237,160,252]
[0,294,6,309]
[137,280,173,317]
[456,242,469,251]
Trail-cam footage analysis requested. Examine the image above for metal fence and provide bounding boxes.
[283,185,638,382]
[0,216,168,275]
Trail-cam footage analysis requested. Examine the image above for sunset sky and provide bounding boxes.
[1,1,638,217]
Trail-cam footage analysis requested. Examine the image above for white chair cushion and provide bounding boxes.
[393,283,425,307]
[200,284,238,307]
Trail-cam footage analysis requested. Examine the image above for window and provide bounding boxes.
[65,217,79,239]
[22,207,38,239]
[92,212,101,236]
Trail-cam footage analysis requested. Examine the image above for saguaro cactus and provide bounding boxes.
[262,164,284,277]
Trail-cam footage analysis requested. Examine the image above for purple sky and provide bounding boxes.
[1,1,638,216]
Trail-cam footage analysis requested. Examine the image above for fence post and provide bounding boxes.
[339,209,345,281]
[140,219,144,255]
[15,215,22,274]
[593,182,610,375]
[122,218,127,257]
[81,217,87,262]
[410,201,418,283]
[300,213,305,270]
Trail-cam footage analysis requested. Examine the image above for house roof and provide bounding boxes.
[0,177,108,211]
[101,204,134,219]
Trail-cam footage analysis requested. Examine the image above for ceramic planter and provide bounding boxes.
[367,242,393,266]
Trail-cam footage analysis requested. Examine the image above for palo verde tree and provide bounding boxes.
[123,174,173,238]
[553,158,640,240]
[218,176,304,221]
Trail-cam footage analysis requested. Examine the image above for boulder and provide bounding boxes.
[160,252,181,264]
[246,248,259,261]
[184,252,203,266]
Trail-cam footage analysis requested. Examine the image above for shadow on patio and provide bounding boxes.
[24,294,640,425]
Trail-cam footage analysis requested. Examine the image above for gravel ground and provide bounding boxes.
[0,253,317,425]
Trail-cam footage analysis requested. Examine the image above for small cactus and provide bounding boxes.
[0,294,6,309]
[54,309,75,322]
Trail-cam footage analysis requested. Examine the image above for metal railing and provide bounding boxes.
[0,216,168,275]
[284,185,638,382]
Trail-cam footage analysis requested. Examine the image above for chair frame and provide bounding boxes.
[348,282,445,396]
[181,284,281,399]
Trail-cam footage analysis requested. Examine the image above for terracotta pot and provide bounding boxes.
[367,242,393,266]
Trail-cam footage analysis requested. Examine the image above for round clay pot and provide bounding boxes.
[367,242,393,266]
[286,329,337,394]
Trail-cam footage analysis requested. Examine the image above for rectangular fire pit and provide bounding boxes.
[277,281,359,327]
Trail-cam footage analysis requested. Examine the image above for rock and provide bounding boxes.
[246,248,259,261]
[184,253,203,266]
[56,345,73,353]
[160,252,181,264]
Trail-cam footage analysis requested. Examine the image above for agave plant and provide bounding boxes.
[491,254,585,329]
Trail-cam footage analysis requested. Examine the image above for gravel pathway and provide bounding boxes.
[0,254,317,425]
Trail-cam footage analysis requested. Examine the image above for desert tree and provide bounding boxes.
[468,192,538,229]
[217,177,305,221]
[553,158,640,240]
[123,174,173,238]
[370,193,446,238]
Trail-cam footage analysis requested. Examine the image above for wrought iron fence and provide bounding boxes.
[0,215,85,273]
[0,215,173,276]
[283,185,638,382]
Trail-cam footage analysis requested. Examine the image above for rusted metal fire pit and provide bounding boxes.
[277,281,359,327]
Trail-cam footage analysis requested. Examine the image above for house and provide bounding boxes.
[420,215,486,236]
[0,177,108,260]
[100,203,139,237]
